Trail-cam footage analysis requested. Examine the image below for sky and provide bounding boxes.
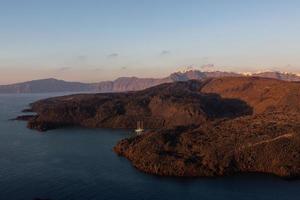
[1,0,300,84]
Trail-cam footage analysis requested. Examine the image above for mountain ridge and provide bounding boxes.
[1,70,300,93]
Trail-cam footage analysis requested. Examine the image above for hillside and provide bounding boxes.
[20,80,252,131]
[201,77,300,113]
[17,77,300,178]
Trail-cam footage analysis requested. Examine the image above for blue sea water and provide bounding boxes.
[0,93,299,200]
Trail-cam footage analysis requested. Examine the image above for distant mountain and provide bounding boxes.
[0,78,93,93]
[1,70,299,93]
[169,70,207,81]
[93,77,169,93]
[93,70,242,92]
[252,71,300,82]
[204,71,241,78]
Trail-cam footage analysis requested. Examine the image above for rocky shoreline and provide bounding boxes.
[114,113,300,178]
[17,77,300,178]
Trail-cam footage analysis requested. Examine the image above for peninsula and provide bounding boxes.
[18,77,300,178]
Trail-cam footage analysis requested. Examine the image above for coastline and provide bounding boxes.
[16,77,300,179]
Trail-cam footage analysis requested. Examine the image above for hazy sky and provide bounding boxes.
[1,0,300,84]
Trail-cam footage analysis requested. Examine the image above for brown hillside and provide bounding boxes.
[201,77,300,113]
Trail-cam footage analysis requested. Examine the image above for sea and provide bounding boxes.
[0,93,299,200]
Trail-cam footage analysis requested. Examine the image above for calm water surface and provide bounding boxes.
[0,93,299,200]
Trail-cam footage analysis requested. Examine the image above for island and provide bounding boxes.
[18,77,300,178]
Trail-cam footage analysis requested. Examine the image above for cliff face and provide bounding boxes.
[19,77,300,178]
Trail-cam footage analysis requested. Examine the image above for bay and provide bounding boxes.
[0,93,299,200]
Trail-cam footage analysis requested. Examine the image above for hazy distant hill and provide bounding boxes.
[0,78,93,93]
[93,77,169,93]
[252,71,300,82]
[76,70,242,93]
[1,70,299,93]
